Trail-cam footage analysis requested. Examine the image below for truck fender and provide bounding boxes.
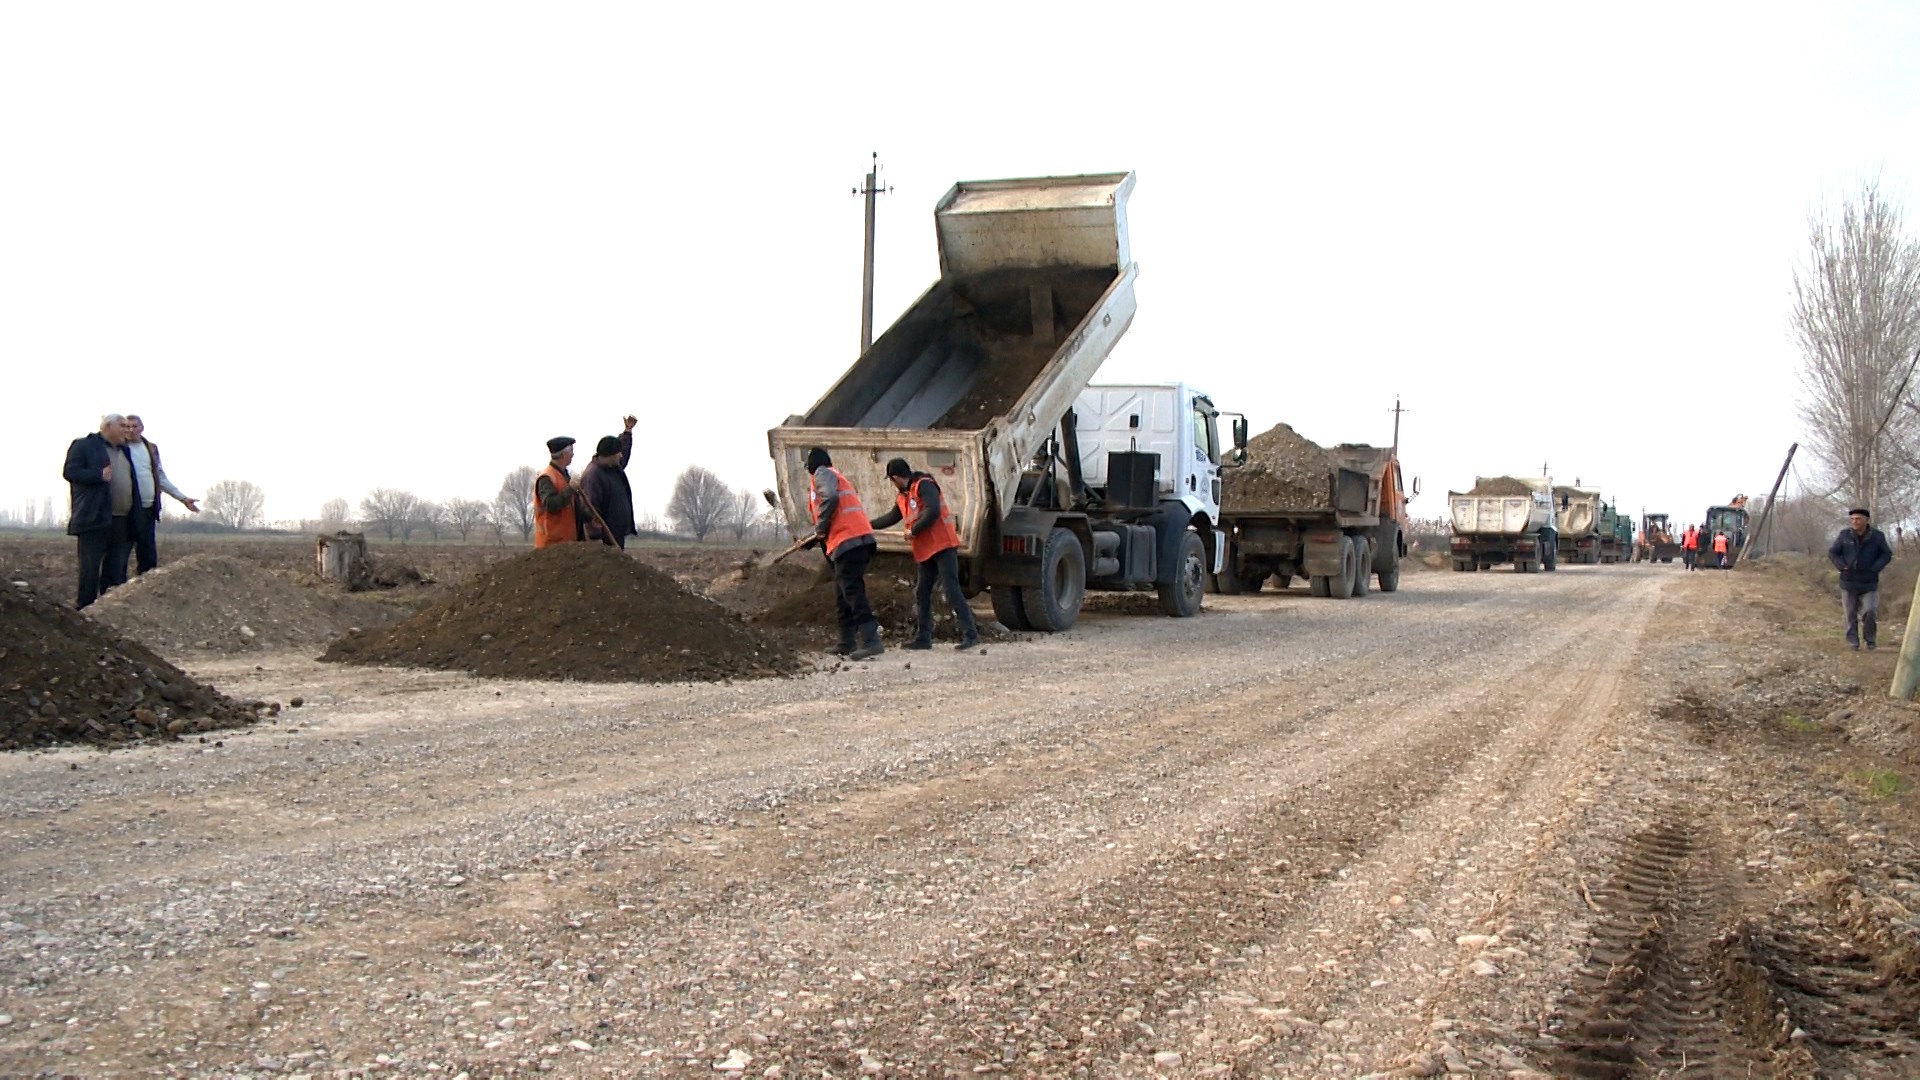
[1146,502,1203,585]
[1302,529,1347,578]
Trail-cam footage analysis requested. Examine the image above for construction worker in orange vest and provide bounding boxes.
[870,457,980,651]
[1712,530,1730,568]
[1680,524,1699,570]
[532,436,586,548]
[804,447,883,660]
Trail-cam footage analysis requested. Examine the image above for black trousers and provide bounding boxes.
[832,543,876,632]
[131,503,160,574]
[915,548,977,643]
[76,517,132,609]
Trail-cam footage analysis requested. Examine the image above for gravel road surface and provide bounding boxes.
[3,564,1915,1078]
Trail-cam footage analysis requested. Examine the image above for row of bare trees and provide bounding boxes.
[325,465,784,545]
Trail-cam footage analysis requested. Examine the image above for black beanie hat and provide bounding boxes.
[885,457,912,479]
[805,447,831,471]
[595,435,622,457]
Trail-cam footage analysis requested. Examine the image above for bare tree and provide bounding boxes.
[319,497,351,530]
[667,466,732,541]
[359,488,418,542]
[494,467,536,543]
[724,488,763,541]
[202,480,267,530]
[445,498,490,542]
[404,499,446,543]
[1793,179,1920,514]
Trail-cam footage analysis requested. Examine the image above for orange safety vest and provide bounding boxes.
[897,475,962,562]
[809,466,873,554]
[1712,533,1728,554]
[1682,528,1698,551]
[532,464,580,549]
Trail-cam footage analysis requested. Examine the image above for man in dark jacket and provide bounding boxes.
[1829,507,1894,650]
[581,417,637,548]
[63,414,136,609]
[870,457,979,650]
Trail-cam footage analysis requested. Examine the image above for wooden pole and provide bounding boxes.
[1740,442,1796,563]
[1891,571,1920,699]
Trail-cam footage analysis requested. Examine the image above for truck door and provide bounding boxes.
[1188,393,1222,515]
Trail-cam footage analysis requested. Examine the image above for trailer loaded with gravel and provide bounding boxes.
[1214,424,1414,599]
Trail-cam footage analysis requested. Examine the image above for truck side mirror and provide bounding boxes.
[1411,476,1422,497]
[1232,417,1248,450]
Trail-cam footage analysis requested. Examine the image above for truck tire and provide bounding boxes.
[1247,572,1270,593]
[1350,537,1371,597]
[1326,537,1357,599]
[1373,524,1401,592]
[1020,528,1085,631]
[1310,574,1331,596]
[1543,537,1558,572]
[990,586,1031,632]
[1157,531,1206,618]
[1452,559,1472,572]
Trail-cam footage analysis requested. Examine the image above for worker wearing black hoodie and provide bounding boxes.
[871,457,979,650]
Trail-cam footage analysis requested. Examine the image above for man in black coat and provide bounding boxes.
[1829,507,1894,650]
[581,417,638,549]
[63,414,136,609]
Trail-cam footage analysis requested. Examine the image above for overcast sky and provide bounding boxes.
[4,2,1917,531]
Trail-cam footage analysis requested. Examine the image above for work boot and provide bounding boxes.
[955,631,980,651]
[834,627,856,656]
[905,638,933,651]
[849,622,884,661]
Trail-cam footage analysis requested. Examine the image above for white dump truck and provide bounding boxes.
[1448,476,1559,572]
[769,172,1243,632]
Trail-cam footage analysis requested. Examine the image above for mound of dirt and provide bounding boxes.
[1,582,266,750]
[321,544,801,683]
[1224,423,1333,510]
[749,553,1005,643]
[90,554,406,656]
[705,555,833,617]
[1467,477,1537,497]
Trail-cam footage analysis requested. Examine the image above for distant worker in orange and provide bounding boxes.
[1681,524,1699,571]
[805,447,883,660]
[532,436,586,548]
[870,457,980,651]
[1712,530,1730,568]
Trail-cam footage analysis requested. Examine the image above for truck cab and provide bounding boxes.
[1073,383,1226,527]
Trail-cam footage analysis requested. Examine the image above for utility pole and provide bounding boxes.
[1389,397,1407,454]
[1739,442,1796,564]
[852,152,891,354]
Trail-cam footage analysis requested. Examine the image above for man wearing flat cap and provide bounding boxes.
[533,435,586,548]
[1828,507,1893,650]
[581,416,638,549]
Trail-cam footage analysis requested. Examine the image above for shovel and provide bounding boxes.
[751,488,818,570]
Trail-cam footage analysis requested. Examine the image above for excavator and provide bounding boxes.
[1635,513,1680,563]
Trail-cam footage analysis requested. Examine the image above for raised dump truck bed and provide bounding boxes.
[769,173,1234,631]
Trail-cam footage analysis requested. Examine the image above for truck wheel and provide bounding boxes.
[1310,575,1331,596]
[1157,531,1206,618]
[1350,537,1371,597]
[1326,537,1357,599]
[1543,539,1558,572]
[1374,524,1401,592]
[990,586,1031,632]
[1020,528,1085,631]
[1452,560,1472,572]
[1247,572,1270,593]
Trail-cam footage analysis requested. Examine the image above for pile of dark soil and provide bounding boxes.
[1467,477,1537,497]
[705,555,833,617]
[321,544,801,683]
[1,582,266,750]
[750,553,1004,643]
[91,554,406,656]
[1223,423,1333,510]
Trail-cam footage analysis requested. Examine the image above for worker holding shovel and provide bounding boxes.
[805,447,883,660]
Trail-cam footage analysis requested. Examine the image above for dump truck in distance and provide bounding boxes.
[769,172,1241,632]
[1214,424,1415,599]
[1554,487,1629,565]
[1449,477,1558,572]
